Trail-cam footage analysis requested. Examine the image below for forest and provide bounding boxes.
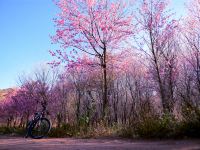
[0,0,200,138]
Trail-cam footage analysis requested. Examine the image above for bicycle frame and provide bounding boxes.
[25,105,48,138]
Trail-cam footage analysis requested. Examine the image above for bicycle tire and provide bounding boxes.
[28,117,51,139]
[25,120,32,138]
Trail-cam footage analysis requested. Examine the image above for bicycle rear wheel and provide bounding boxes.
[29,117,51,139]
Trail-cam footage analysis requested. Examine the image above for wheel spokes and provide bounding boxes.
[31,119,50,138]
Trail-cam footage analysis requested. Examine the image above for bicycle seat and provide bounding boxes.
[34,112,40,116]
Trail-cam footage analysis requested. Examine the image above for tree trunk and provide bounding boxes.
[76,90,81,125]
[102,47,108,121]
[150,29,167,114]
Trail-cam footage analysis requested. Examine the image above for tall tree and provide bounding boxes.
[51,0,135,119]
[178,0,200,116]
[136,0,178,114]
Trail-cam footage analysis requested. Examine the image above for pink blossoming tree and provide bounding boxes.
[51,0,135,119]
[136,0,179,114]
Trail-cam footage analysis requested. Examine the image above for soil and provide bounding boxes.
[0,136,200,150]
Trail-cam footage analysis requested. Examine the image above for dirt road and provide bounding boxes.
[0,137,200,150]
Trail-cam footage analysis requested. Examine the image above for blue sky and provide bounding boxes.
[0,0,186,89]
[0,0,58,89]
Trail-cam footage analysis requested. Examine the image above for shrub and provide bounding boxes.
[177,120,200,138]
[126,114,177,139]
[0,126,25,136]
[48,123,78,137]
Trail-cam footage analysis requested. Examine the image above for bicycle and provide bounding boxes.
[25,105,51,139]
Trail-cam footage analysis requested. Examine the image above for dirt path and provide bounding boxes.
[0,137,200,150]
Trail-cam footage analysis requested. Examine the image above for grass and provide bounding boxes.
[1,115,200,139]
[0,126,25,136]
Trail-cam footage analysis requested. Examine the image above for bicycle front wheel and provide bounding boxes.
[29,117,51,139]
